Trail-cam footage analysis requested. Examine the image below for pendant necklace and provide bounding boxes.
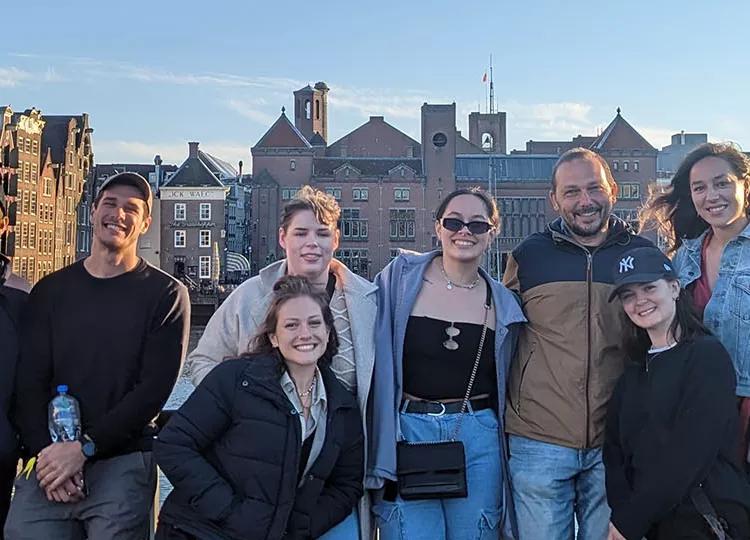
[440,262,480,290]
[443,322,461,350]
[297,378,316,399]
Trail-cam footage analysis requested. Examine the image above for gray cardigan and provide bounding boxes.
[367,250,525,538]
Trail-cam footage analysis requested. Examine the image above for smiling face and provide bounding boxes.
[279,209,339,281]
[689,156,748,231]
[435,193,495,264]
[91,184,151,254]
[618,279,679,336]
[269,295,331,370]
[550,157,617,245]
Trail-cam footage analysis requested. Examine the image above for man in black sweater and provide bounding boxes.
[5,173,190,540]
[0,187,30,538]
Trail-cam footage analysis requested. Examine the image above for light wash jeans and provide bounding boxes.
[319,508,359,540]
[372,406,505,540]
[508,435,610,540]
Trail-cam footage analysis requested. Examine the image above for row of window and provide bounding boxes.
[335,248,369,279]
[13,257,54,283]
[174,229,212,248]
[617,183,641,200]
[17,161,39,184]
[498,197,546,217]
[612,160,639,172]
[280,186,413,203]
[174,203,212,221]
[16,137,39,156]
[340,208,368,240]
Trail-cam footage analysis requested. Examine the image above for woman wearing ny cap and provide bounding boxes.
[603,246,750,539]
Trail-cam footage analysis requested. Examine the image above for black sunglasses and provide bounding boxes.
[441,218,492,235]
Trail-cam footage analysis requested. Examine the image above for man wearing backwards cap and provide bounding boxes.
[6,173,190,540]
[0,184,29,539]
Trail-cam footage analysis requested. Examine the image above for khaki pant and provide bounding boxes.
[4,452,155,540]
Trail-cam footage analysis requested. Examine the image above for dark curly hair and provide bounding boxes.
[248,275,339,369]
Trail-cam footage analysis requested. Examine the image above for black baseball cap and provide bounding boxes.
[95,172,152,214]
[608,246,678,302]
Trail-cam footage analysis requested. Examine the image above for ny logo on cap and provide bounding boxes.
[619,255,635,274]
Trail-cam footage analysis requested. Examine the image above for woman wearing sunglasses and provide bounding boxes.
[367,188,526,539]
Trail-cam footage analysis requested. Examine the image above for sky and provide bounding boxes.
[2,0,749,169]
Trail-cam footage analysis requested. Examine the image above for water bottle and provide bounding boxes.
[48,385,81,443]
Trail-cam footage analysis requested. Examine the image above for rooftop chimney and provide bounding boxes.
[188,141,199,158]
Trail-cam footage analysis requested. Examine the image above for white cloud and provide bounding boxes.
[0,67,33,87]
[226,98,276,126]
[637,127,674,150]
[328,85,428,120]
[95,139,249,170]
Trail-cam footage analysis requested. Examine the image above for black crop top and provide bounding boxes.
[402,316,497,400]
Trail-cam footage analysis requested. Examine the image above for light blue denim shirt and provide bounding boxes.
[672,222,750,397]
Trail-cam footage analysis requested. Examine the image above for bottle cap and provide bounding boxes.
[57,384,68,393]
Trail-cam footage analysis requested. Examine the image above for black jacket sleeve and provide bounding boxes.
[88,284,190,455]
[610,340,738,540]
[13,283,55,456]
[603,375,633,511]
[309,406,364,538]
[153,360,241,523]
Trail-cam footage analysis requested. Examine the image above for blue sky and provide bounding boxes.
[2,0,748,168]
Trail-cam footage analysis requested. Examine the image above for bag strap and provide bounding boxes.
[690,485,732,540]
[448,284,492,441]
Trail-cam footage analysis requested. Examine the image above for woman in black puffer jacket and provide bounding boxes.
[154,276,364,540]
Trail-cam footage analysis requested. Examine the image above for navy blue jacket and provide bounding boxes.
[0,255,28,468]
[155,355,364,540]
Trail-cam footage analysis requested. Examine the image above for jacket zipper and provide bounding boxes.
[584,251,592,448]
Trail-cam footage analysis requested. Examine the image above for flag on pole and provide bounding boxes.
[482,72,488,83]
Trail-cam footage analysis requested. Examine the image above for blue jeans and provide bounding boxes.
[508,435,610,540]
[319,509,359,540]
[373,406,505,540]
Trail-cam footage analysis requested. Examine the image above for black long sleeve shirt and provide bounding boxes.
[13,259,190,458]
[603,335,750,540]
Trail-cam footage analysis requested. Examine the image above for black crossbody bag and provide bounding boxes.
[396,285,492,501]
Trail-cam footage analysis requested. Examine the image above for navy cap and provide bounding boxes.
[609,246,677,302]
[95,172,152,214]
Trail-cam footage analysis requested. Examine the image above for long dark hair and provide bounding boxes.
[641,142,750,253]
[621,283,709,361]
[248,275,339,369]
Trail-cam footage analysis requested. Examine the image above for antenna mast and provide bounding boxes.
[489,54,495,114]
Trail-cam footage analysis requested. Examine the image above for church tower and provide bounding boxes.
[293,82,329,143]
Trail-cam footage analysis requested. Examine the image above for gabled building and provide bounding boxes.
[590,108,658,227]
[159,142,228,287]
[41,114,94,264]
[0,108,93,284]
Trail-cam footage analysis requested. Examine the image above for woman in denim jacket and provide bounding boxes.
[645,142,750,469]
[367,188,525,540]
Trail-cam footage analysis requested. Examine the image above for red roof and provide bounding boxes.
[253,112,311,149]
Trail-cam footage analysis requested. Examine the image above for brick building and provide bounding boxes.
[0,107,93,285]
[159,142,228,286]
[247,82,661,278]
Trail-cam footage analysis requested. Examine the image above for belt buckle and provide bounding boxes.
[427,401,446,417]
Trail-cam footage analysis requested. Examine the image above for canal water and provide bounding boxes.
[157,326,202,506]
